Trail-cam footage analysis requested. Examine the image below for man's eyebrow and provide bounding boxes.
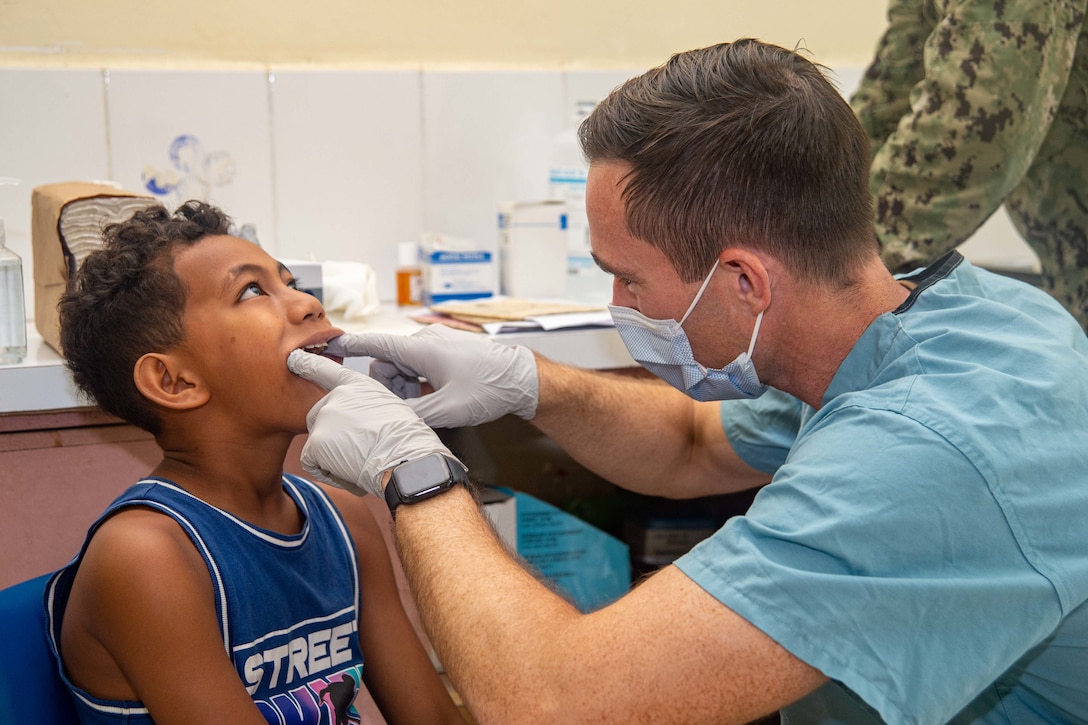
[591,252,627,280]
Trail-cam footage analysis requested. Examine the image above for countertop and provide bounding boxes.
[0,305,635,416]
[1,249,1043,418]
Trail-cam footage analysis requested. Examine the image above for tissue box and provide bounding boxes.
[499,200,568,299]
[32,182,156,353]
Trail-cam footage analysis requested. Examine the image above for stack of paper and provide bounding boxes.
[418,297,613,334]
[58,196,159,271]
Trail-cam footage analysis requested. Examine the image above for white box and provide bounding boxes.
[499,200,568,299]
[419,232,495,305]
[481,487,517,552]
[422,249,494,305]
[279,259,323,304]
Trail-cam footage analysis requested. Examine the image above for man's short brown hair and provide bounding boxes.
[579,39,876,286]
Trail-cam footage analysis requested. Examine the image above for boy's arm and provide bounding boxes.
[322,485,464,724]
[61,508,269,725]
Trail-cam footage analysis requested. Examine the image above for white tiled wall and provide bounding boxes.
[105,69,277,254]
[0,69,111,319]
[271,69,424,282]
[0,63,1036,320]
[421,70,565,293]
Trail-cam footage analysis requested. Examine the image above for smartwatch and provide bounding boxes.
[385,453,470,516]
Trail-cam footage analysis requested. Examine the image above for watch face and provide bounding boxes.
[394,453,453,498]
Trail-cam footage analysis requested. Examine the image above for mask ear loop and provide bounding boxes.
[746,310,765,358]
[679,262,720,326]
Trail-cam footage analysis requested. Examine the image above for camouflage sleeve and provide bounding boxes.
[857,0,1087,271]
[850,0,930,163]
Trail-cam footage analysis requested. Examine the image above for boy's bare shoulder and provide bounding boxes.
[78,505,213,596]
[64,507,218,672]
[63,505,267,721]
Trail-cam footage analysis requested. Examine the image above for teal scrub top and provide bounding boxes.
[675,253,1088,724]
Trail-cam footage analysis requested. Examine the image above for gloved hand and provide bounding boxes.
[324,325,539,429]
[287,349,456,498]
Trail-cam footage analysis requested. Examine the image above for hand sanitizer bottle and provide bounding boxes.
[0,219,28,365]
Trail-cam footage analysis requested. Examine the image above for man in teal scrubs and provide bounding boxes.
[288,40,1088,723]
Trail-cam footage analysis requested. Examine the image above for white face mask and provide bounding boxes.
[608,262,767,401]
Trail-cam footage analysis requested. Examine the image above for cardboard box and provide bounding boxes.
[626,507,718,570]
[32,182,156,353]
[624,512,718,569]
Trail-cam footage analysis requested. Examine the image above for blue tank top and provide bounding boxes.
[46,475,366,724]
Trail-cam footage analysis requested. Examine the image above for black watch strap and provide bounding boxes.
[385,453,470,516]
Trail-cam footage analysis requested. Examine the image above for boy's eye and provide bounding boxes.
[239,282,264,301]
[286,278,299,291]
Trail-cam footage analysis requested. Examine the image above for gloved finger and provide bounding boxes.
[406,389,467,429]
[288,349,366,391]
[323,332,374,357]
[369,359,422,399]
[325,332,417,371]
[300,456,367,496]
[406,389,487,428]
[300,457,337,487]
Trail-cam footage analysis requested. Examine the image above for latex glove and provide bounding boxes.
[325,325,539,429]
[287,349,455,498]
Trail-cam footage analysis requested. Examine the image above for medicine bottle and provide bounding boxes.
[396,241,423,307]
[0,219,28,365]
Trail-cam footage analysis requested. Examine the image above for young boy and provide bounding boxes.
[48,201,464,724]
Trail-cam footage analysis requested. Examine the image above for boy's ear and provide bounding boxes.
[133,352,209,411]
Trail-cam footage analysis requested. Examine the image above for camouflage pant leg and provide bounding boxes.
[1006,195,1088,332]
[1004,28,1088,333]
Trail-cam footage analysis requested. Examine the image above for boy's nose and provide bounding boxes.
[291,287,326,320]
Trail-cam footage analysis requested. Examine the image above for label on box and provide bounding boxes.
[423,250,494,305]
[504,488,630,613]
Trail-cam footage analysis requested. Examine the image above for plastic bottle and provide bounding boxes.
[548,101,613,304]
[396,240,423,307]
[0,219,28,365]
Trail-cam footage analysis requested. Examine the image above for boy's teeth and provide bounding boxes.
[302,343,328,354]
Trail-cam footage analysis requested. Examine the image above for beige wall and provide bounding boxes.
[1,0,886,69]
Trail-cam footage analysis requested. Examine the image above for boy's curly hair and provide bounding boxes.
[58,200,232,435]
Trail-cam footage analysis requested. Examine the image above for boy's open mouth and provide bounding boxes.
[295,341,343,365]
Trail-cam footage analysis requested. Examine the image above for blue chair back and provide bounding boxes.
[0,573,79,723]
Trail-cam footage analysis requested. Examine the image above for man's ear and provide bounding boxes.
[133,352,209,411]
[717,248,771,315]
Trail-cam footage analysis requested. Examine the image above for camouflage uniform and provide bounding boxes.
[853,0,1088,330]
